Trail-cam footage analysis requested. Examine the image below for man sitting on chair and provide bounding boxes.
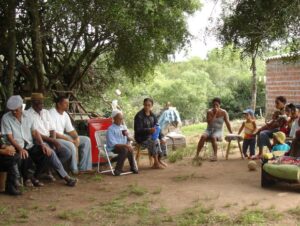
[195,97,232,161]
[106,110,138,176]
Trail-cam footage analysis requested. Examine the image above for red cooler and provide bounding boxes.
[88,118,112,165]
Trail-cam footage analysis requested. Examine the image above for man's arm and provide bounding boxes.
[66,130,80,147]
[7,134,28,159]
[224,111,233,133]
[32,130,52,156]
[0,145,16,156]
[207,110,216,125]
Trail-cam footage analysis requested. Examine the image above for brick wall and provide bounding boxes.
[266,57,300,116]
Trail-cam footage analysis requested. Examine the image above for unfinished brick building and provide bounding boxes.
[265,55,300,116]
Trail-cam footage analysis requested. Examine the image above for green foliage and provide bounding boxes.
[84,46,266,126]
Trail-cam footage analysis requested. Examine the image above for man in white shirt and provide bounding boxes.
[2,95,77,187]
[27,93,72,167]
[49,96,92,174]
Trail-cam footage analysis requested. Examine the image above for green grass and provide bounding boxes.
[235,208,282,225]
[181,123,206,137]
[57,210,85,221]
[168,145,195,163]
[176,203,230,226]
[171,173,207,182]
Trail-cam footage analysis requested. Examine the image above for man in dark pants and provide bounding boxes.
[0,145,21,195]
[106,110,138,176]
[1,95,78,187]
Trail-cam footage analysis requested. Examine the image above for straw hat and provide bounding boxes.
[273,131,286,144]
[30,93,44,101]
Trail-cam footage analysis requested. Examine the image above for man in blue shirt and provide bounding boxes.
[106,110,138,176]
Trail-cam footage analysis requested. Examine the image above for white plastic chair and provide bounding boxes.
[95,130,135,175]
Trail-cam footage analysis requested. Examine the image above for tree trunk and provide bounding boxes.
[6,0,17,98]
[26,0,44,92]
[250,54,257,111]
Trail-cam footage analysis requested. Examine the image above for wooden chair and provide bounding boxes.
[202,137,225,159]
[225,134,244,160]
[134,143,153,167]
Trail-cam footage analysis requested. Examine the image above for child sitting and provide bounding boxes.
[271,131,290,155]
[238,109,256,158]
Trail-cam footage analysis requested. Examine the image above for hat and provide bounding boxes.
[273,131,286,144]
[31,93,44,101]
[111,109,122,118]
[6,95,23,110]
[243,109,254,116]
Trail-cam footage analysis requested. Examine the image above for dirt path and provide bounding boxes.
[1,150,300,225]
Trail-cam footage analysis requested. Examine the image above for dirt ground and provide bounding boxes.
[1,146,300,225]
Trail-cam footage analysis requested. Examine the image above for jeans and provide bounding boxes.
[28,144,68,178]
[57,136,92,173]
[257,129,279,149]
[242,138,256,156]
[0,154,20,188]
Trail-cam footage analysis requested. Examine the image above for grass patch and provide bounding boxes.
[124,184,148,196]
[152,187,162,195]
[181,123,206,137]
[57,210,86,222]
[235,208,282,225]
[18,208,29,219]
[168,145,196,163]
[171,173,207,182]
[0,206,7,215]
[287,205,300,220]
[176,203,230,226]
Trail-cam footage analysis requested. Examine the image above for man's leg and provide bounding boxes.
[78,136,92,171]
[112,147,128,174]
[242,139,250,157]
[0,155,21,195]
[48,141,71,164]
[58,139,78,173]
[211,137,218,157]
[257,130,273,156]
[249,139,256,157]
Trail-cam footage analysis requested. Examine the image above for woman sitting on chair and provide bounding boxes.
[195,97,232,161]
[134,98,167,169]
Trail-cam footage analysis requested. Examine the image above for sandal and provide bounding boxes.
[24,179,34,187]
[210,155,218,162]
[31,178,44,187]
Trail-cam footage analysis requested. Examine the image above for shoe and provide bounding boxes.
[131,168,139,174]
[113,170,122,176]
[24,179,34,187]
[37,172,56,182]
[65,177,78,187]
[31,178,44,187]
[6,184,22,196]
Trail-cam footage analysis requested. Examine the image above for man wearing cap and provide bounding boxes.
[49,96,92,174]
[106,110,138,176]
[1,95,77,187]
[27,93,72,180]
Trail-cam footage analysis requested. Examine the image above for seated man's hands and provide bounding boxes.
[20,148,29,159]
[51,139,61,150]
[0,145,16,156]
[41,144,52,157]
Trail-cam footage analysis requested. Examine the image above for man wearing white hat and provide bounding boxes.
[1,95,77,187]
[106,110,138,176]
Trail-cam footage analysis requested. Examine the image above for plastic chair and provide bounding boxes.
[95,130,135,175]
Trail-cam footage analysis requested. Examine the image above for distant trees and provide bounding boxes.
[217,0,300,110]
[0,0,200,107]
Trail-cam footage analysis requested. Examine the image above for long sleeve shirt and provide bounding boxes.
[134,109,163,144]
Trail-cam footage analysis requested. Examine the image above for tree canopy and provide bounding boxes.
[0,0,200,106]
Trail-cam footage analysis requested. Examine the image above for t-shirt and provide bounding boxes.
[272,143,290,152]
[244,121,255,139]
[289,118,300,138]
[27,107,55,137]
[49,108,74,135]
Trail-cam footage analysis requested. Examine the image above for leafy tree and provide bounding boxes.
[0,0,201,107]
[217,0,300,110]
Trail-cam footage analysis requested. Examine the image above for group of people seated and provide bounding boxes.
[195,96,300,161]
[0,95,168,196]
[3,93,300,196]
[0,93,93,195]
